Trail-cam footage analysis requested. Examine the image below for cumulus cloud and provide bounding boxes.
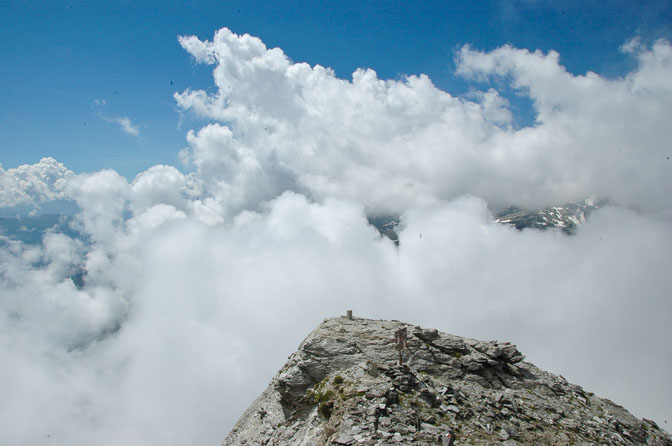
[176,28,672,216]
[0,157,73,209]
[1,28,672,445]
[456,41,672,213]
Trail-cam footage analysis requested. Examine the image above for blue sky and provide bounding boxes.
[2,0,671,178]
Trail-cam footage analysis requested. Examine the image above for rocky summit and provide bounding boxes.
[222,316,671,446]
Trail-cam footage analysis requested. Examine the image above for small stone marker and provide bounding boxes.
[395,327,408,365]
[347,309,353,320]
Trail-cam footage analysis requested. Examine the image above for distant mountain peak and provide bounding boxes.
[367,201,599,246]
[494,201,600,234]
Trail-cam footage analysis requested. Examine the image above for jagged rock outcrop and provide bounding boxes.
[494,202,599,235]
[223,317,671,445]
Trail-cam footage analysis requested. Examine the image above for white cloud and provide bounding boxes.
[102,115,141,136]
[93,100,142,136]
[115,116,141,136]
[2,193,670,444]
[130,165,190,215]
[176,29,672,217]
[455,40,672,214]
[0,157,73,209]
[67,170,129,246]
[1,28,672,445]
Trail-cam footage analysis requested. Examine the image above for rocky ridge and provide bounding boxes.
[222,316,671,445]
[494,202,599,235]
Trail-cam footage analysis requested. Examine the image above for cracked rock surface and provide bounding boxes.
[222,317,672,445]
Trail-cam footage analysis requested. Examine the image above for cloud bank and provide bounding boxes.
[1,28,671,444]
[0,157,73,209]
[176,29,672,217]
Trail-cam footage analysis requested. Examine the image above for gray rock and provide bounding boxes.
[222,316,672,446]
